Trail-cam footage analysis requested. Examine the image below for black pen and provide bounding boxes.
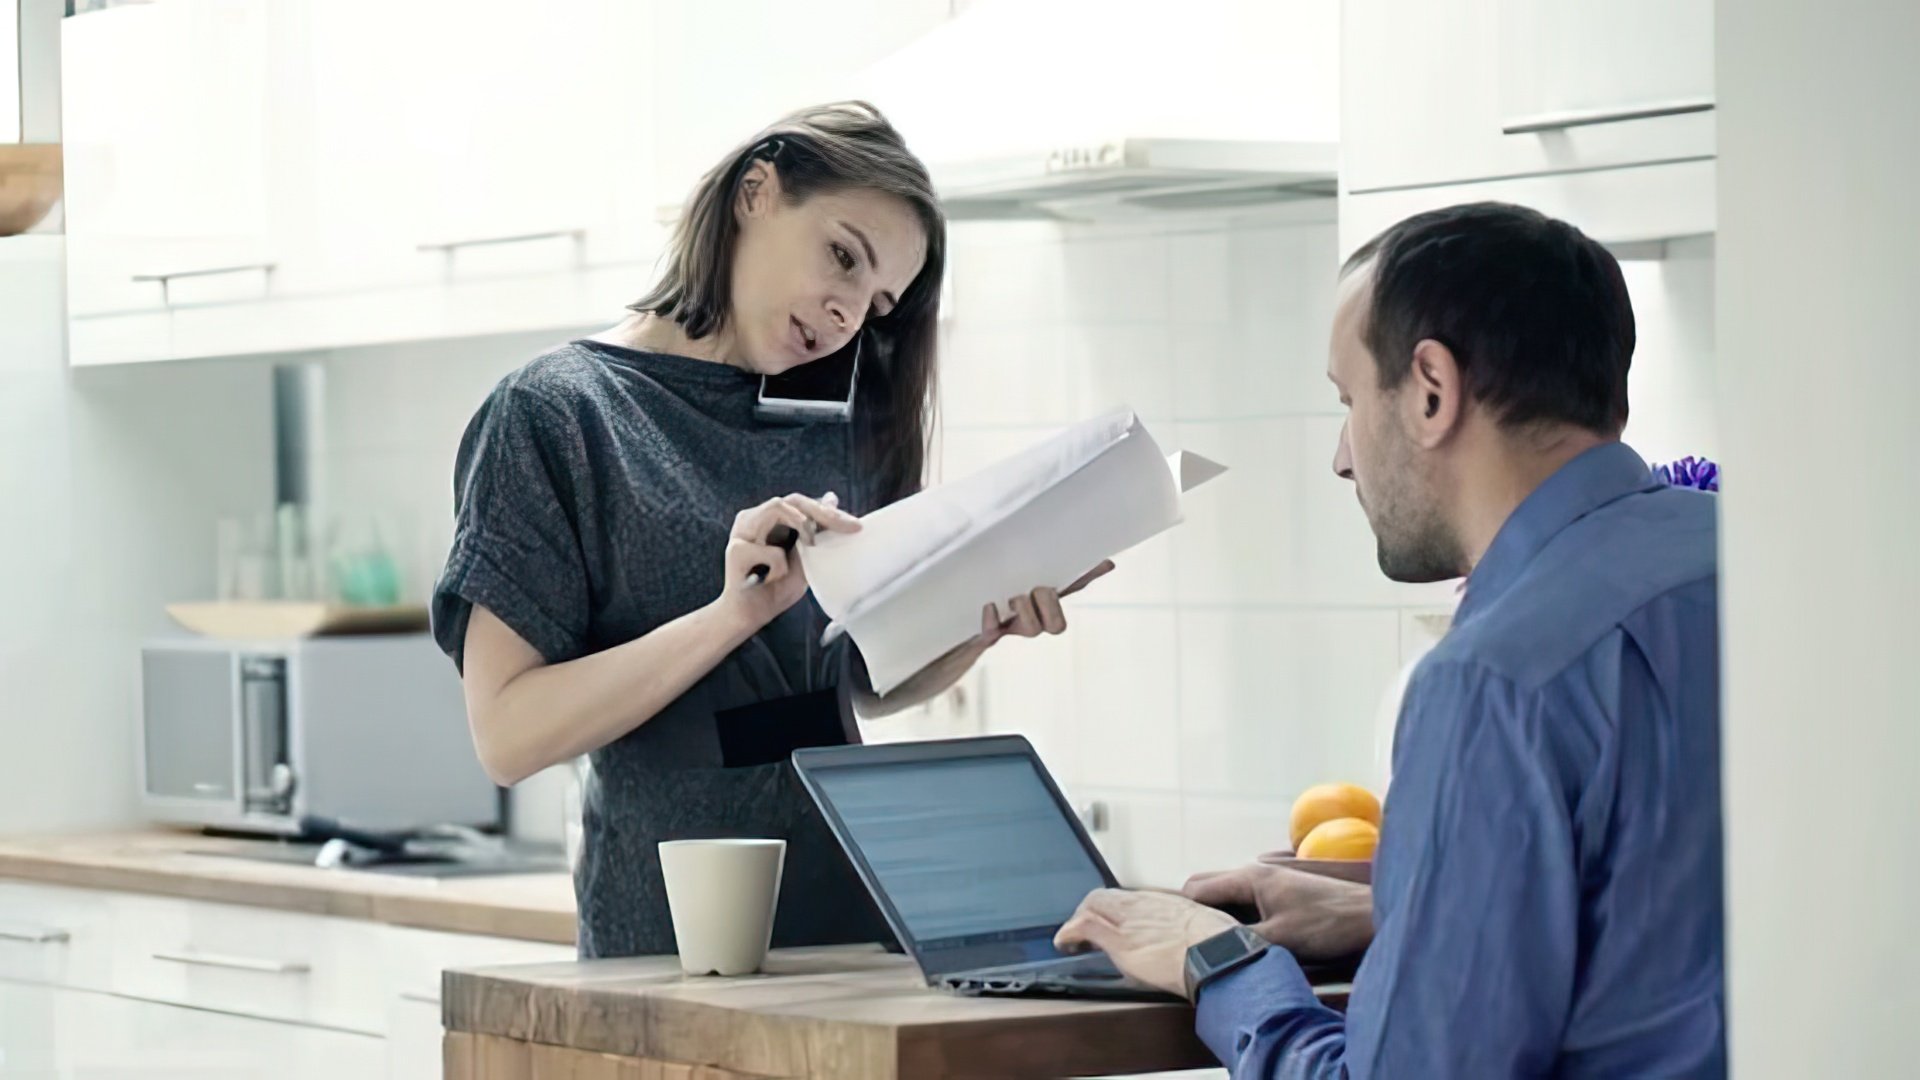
[746,523,800,586]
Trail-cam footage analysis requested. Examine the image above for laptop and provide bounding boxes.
[791,735,1179,1001]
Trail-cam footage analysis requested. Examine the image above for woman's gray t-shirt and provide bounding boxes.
[431,339,890,957]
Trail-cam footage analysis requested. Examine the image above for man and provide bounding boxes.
[1057,203,1724,1077]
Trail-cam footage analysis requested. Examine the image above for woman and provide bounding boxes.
[431,102,1109,958]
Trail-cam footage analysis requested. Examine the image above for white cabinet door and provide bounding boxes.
[1496,0,1714,133]
[0,980,60,1076]
[60,0,279,317]
[1,981,386,1080]
[380,926,575,1080]
[385,995,445,1080]
[648,0,953,206]
[1342,0,1714,194]
[396,0,623,280]
[0,881,117,992]
[110,893,390,1036]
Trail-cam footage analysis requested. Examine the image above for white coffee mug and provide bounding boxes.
[658,838,787,977]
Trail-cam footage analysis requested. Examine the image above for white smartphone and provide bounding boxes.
[755,332,861,424]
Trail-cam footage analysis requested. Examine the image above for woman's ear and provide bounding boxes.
[735,159,783,224]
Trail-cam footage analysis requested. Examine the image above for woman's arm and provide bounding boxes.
[460,493,858,785]
[852,560,1115,720]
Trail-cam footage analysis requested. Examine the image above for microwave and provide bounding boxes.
[138,634,498,835]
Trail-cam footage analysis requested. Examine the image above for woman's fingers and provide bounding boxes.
[730,540,790,584]
[734,498,810,544]
[782,492,862,537]
[1006,594,1043,637]
[1033,588,1068,634]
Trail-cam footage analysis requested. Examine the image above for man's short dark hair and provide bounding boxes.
[1343,202,1635,434]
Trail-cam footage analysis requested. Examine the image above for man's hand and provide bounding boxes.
[1053,888,1238,999]
[1182,863,1374,962]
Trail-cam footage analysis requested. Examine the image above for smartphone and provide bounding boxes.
[755,331,861,424]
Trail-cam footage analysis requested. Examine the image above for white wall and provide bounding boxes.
[0,237,276,833]
[1718,3,1920,1074]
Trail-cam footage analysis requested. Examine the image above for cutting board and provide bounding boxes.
[165,601,429,640]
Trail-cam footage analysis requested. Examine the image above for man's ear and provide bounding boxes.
[735,158,782,224]
[1404,338,1463,448]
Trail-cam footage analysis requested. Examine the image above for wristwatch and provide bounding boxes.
[1184,924,1271,1000]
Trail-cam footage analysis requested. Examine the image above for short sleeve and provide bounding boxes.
[431,383,592,671]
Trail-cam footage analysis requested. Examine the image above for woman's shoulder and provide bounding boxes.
[491,341,616,411]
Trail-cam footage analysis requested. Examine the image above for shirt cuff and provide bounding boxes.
[1194,947,1323,1064]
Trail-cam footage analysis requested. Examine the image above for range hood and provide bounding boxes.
[849,0,1339,220]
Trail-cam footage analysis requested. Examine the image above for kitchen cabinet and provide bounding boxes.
[59,0,279,319]
[0,980,386,1079]
[60,0,665,365]
[59,0,962,366]
[647,0,953,205]
[381,925,575,1079]
[1338,156,1717,259]
[0,879,574,1078]
[1342,0,1714,195]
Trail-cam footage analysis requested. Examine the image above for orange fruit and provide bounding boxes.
[1289,782,1381,851]
[1296,817,1379,861]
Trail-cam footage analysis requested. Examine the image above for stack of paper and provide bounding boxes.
[801,409,1227,695]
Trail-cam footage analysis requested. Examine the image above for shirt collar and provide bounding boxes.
[1454,441,1659,622]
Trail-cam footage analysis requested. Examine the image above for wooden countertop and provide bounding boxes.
[445,946,1347,1079]
[0,829,574,944]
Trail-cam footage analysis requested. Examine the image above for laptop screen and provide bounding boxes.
[803,751,1109,956]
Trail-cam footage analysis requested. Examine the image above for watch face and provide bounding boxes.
[1198,927,1257,968]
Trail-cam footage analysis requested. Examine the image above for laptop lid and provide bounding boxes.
[791,736,1121,980]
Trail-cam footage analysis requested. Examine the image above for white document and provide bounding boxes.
[800,409,1227,695]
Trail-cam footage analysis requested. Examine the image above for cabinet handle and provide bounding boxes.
[130,262,277,306]
[398,989,441,1005]
[0,924,71,945]
[151,949,310,975]
[1501,98,1714,135]
[417,228,586,257]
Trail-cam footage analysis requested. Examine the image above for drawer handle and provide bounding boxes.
[1500,98,1715,135]
[151,949,310,976]
[416,229,587,273]
[416,228,586,253]
[398,989,441,1005]
[0,925,71,945]
[129,262,277,306]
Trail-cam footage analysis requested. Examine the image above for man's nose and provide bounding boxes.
[1333,418,1354,481]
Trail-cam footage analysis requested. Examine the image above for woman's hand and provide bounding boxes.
[974,560,1116,649]
[716,492,861,630]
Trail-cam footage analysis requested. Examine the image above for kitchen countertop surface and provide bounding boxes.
[0,829,575,943]
[444,946,1350,1079]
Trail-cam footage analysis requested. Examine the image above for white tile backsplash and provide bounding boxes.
[1180,795,1292,882]
[1171,417,1451,608]
[1178,608,1401,801]
[1082,789,1184,890]
[1062,321,1178,424]
[981,630,1080,785]
[1071,609,1181,793]
[1061,234,1171,324]
[938,325,1076,429]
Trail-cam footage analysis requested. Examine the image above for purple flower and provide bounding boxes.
[1653,456,1719,492]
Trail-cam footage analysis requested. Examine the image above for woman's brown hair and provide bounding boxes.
[630,101,946,507]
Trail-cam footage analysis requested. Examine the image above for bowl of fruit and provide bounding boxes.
[1256,782,1380,885]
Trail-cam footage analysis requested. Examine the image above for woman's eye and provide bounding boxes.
[831,243,856,272]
